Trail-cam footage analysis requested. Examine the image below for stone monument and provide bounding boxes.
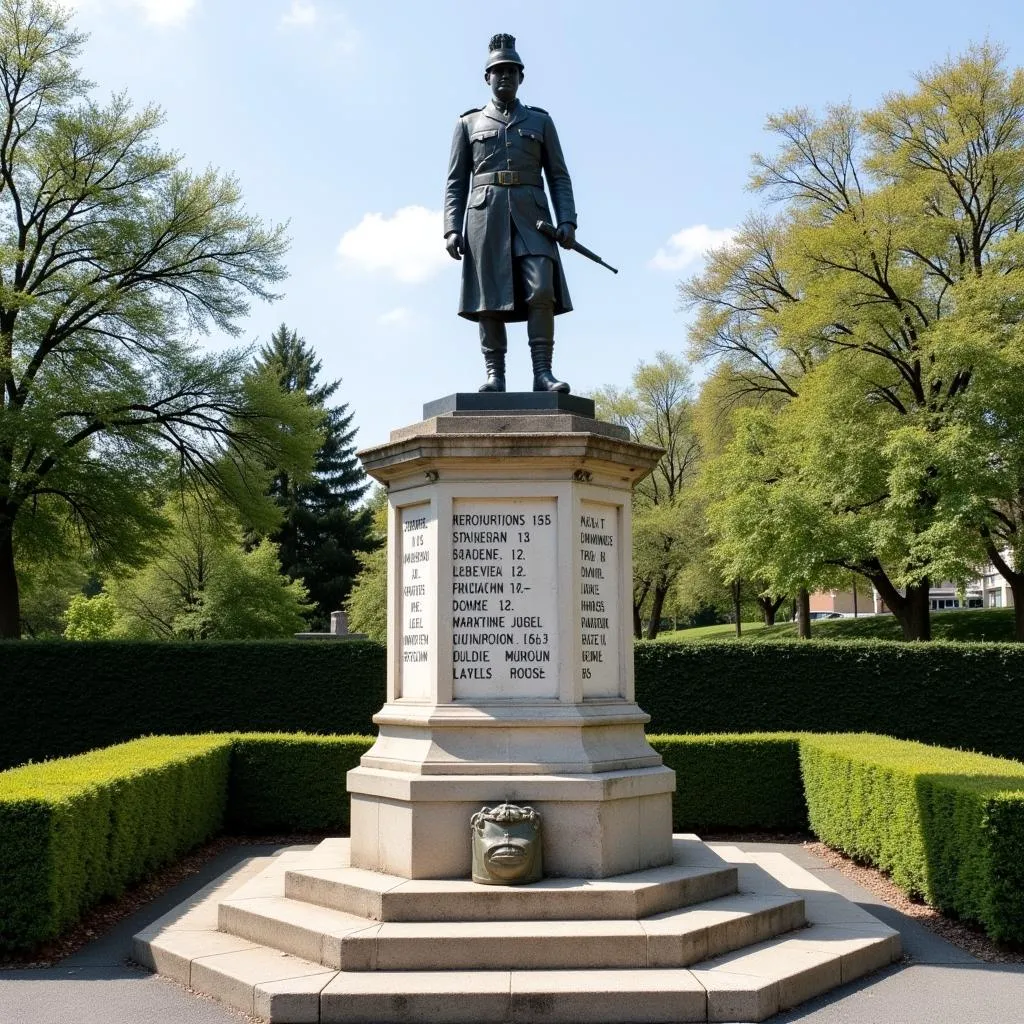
[135,389,900,1022]
[346,392,676,880]
[133,32,902,1023]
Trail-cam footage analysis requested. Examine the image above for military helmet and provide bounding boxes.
[485,33,524,72]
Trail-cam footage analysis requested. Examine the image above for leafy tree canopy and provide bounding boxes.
[685,43,1024,640]
[594,352,701,638]
[344,486,387,643]
[0,0,318,637]
[72,490,311,640]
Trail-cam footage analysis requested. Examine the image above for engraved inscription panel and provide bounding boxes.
[578,501,620,698]
[399,503,435,700]
[451,498,558,700]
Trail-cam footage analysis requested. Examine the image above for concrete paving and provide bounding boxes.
[1,839,1022,1024]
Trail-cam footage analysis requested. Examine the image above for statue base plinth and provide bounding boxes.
[133,409,903,1021]
[347,764,675,879]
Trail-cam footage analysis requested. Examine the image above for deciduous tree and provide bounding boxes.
[80,491,312,640]
[686,44,1024,640]
[0,0,314,637]
[344,487,387,642]
[594,352,701,638]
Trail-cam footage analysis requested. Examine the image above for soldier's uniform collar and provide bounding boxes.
[484,99,525,125]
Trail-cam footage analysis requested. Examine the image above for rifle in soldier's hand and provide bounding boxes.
[536,220,618,274]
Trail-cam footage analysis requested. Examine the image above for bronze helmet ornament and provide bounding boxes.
[484,32,524,72]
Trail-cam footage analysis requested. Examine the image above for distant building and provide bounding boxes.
[808,589,865,616]
[810,551,1015,615]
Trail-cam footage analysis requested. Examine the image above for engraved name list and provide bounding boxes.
[578,501,620,697]
[451,498,559,699]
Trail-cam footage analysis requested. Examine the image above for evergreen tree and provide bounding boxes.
[255,325,374,629]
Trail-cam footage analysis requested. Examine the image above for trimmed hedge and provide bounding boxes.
[653,733,807,832]
[7,637,1024,770]
[0,735,232,950]
[7,729,1024,951]
[232,733,808,837]
[634,638,1024,763]
[228,733,372,834]
[0,640,385,770]
[0,732,375,952]
[800,733,1024,943]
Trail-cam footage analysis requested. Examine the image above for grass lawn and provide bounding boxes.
[659,608,1019,643]
[655,621,768,641]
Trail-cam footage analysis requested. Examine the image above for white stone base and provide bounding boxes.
[133,837,902,1023]
[361,701,665,776]
[346,765,675,879]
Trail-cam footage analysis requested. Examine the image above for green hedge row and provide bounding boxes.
[0,640,385,770]
[800,733,1024,943]
[0,736,232,950]
[5,730,1023,949]
[654,733,807,832]
[0,732,370,951]
[635,639,1024,763]
[6,637,1024,770]
[227,733,371,834]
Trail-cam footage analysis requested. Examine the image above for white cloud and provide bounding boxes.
[65,0,197,26]
[278,1,358,56]
[649,225,736,272]
[377,307,412,326]
[338,206,448,284]
[134,0,195,24]
[280,0,316,27]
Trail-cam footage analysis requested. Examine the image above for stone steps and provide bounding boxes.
[133,841,902,1023]
[284,834,738,922]
[218,890,806,972]
[135,921,899,1023]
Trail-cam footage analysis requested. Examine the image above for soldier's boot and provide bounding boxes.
[529,341,569,392]
[478,317,507,392]
[479,350,506,392]
[528,306,569,393]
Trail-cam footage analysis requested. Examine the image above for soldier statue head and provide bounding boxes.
[485,34,525,104]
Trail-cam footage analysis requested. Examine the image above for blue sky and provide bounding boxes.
[64,0,1024,450]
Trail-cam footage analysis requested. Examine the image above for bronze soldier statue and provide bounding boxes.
[444,33,577,394]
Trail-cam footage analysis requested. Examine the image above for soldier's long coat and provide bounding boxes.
[444,100,576,322]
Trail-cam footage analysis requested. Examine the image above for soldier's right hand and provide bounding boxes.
[445,231,464,260]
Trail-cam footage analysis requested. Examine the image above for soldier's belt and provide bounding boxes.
[473,170,543,187]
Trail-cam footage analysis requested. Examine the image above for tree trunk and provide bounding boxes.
[0,521,20,639]
[900,583,931,641]
[796,587,811,639]
[633,580,651,639]
[867,565,931,640]
[732,579,742,638]
[645,584,669,640]
[986,541,1024,641]
[756,594,785,626]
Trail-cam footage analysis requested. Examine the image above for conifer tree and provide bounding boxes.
[254,325,374,629]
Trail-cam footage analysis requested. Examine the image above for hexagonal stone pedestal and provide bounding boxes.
[134,836,901,1022]
[133,399,901,1021]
